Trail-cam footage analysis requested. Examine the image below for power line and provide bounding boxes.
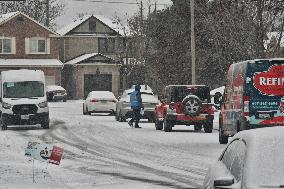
[72,0,169,6]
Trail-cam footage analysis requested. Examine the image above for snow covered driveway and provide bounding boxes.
[0,101,224,189]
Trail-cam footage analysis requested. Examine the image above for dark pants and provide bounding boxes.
[130,108,141,127]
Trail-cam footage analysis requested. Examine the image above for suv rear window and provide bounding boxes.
[170,86,210,102]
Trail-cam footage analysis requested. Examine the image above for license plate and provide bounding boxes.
[258,113,270,119]
[21,115,29,120]
[101,101,107,104]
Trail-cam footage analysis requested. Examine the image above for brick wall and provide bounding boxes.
[0,14,59,59]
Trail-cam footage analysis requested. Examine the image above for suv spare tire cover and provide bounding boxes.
[182,95,201,116]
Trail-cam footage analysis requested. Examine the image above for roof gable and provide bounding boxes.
[0,11,58,35]
[65,53,117,65]
[0,12,18,24]
[57,15,129,36]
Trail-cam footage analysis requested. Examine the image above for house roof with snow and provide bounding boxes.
[57,15,130,36]
[65,53,118,65]
[0,59,63,67]
[0,11,58,36]
[0,12,18,23]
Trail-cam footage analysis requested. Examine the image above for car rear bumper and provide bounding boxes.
[2,112,49,126]
[88,104,116,113]
[166,113,214,125]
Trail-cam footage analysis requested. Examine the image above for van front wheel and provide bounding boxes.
[204,122,213,133]
[1,122,7,130]
[1,116,8,130]
[41,120,50,129]
[219,119,228,144]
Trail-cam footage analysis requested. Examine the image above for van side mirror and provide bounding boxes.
[214,176,234,188]
[158,95,164,103]
[214,92,223,104]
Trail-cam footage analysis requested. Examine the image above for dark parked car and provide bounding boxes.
[46,85,67,102]
[203,127,284,189]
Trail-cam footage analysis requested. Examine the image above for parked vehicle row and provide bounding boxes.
[82,84,216,133]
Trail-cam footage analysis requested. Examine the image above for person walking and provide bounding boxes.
[128,85,143,128]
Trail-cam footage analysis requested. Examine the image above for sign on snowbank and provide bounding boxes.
[25,142,64,165]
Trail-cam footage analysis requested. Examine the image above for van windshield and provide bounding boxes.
[3,81,44,98]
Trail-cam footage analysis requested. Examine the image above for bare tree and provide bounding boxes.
[0,0,65,29]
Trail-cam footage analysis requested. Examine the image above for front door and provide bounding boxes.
[84,74,112,98]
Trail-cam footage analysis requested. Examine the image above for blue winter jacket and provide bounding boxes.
[130,90,142,109]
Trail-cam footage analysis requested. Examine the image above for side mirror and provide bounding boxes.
[158,95,164,103]
[214,92,223,105]
[214,176,234,188]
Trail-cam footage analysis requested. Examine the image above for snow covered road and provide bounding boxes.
[0,101,225,189]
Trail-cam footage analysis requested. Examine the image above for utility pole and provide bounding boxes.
[190,0,196,85]
[145,4,151,90]
[45,0,49,27]
[139,1,144,86]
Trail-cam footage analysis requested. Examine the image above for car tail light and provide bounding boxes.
[175,102,183,114]
[243,95,250,116]
[90,99,97,103]
[202,104,214,115]
[112,99,117,103]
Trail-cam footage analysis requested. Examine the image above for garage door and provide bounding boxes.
[45,76,55,86]
[84,74,112,98]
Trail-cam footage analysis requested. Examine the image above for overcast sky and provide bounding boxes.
[56,0,172,29]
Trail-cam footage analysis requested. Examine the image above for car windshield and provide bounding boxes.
[170,86,210,102]
[3,81,44,98]
[248,137,284,186]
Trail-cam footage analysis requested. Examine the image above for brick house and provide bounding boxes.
[57,15,128,99]
[0,11,63,85]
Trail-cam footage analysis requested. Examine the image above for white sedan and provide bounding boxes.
[83,91,117,115]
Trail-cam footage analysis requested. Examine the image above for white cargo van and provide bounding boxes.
[0,69,49,130]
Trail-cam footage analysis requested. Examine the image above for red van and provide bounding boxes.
[217,59,284,144]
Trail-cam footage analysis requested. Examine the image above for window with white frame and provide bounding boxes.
[25,37,50,54]
[0,37,15,54]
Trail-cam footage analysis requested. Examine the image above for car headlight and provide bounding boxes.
[38,101,48,108]
[2,102,11,109]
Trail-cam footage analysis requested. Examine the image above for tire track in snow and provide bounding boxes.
[44,119,204,188]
